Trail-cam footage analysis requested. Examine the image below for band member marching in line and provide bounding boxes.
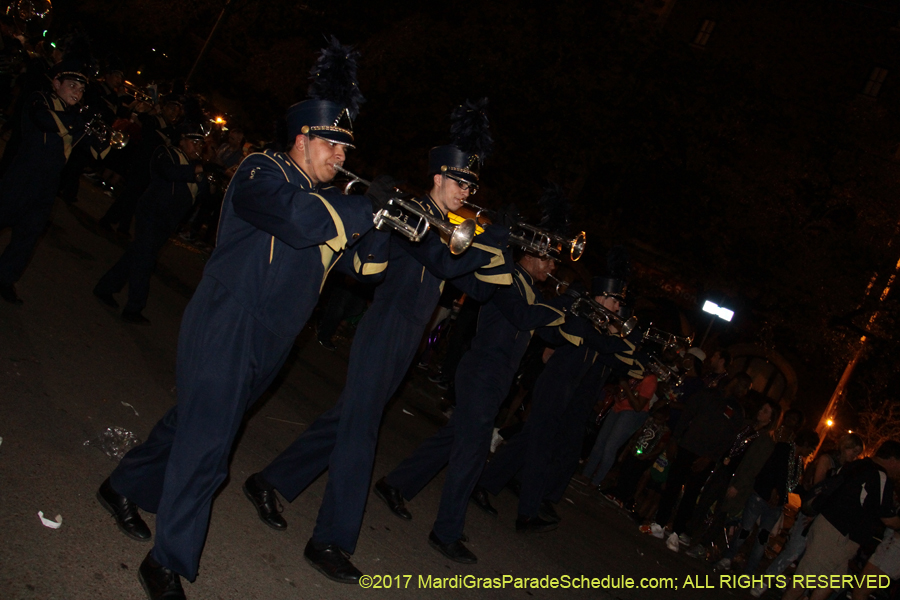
[94,38,391,600]
[243,99,513,584]
[471,248,643,531]
[0,56,113,305]
[371,185,585,564]
[93,122,211,324]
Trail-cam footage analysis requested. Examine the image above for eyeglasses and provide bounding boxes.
[445,174,478,194]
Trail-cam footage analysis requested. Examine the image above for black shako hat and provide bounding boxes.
[175,122,206,142]
[285,36,365,148]
[50,56,89,85]
[428,98,493,186]
[591,245,631,301]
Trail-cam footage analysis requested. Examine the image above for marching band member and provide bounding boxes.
[0,57,109,304]
[95,38,388,600]
[243,99,513,583]
[93,122,210,324]
[373,227,567,563]
[471,256,640,532]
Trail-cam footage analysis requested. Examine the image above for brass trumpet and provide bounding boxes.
[461,201,586,261]
[84,115,129,150]
[545,273,574,296]
[642,326,694,351]
[646,355,683,386]
[569,295,638,338]
[334,165,476,255]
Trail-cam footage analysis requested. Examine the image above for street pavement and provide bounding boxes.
[0,171,751,600]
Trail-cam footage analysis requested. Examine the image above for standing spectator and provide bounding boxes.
[582,372,658,488]
[702,349,731,389]
[603,405,671,508]
[714,429,819,573]
[749,433,864,597]
[652,373,751,543]
[782,441,900,600]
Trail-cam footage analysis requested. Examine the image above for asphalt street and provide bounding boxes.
[0,167,751,600]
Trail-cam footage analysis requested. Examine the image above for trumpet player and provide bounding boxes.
[471,251,642,530]
[242,98,513,583]
[92,122,211,324]
[94,38,390,600]
[0,57,111,304]
[372,242,570,564]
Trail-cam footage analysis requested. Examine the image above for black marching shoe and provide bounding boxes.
[469,486,498,517]
[515,514,559,534]
[242,474,287,530]
[139,551,186,600]
[0,283,23,305]
[373,477,412,520]
[122,310,151,325]
[428,531,477,564]
[93,287,119,309]
[539,500,561,523]
[303,539,362,584]
[96,477,152,542]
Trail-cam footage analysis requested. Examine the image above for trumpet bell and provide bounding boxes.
[448,218,476,255]
[620,316,638,338]
[570,231,586,262]
[110,130,129,150]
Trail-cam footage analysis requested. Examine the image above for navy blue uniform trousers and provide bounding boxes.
[477,344,596,518]
[109,278,295,579]
[260,299,422,553]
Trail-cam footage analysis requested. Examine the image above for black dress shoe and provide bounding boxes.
[373,477,412,520]
[242,474,287,530]
[122,310,151,325]
[515,515,559,534]
[470,487,498,517]
[93,288,120,309]
[97,477,152,542]
[539,500,561,523]
[428,531,477,564]
[303,539,362,584]
[139,551,185,600]
[0,283,23,305]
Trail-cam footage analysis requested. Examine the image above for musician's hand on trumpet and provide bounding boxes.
[362,174,403,212]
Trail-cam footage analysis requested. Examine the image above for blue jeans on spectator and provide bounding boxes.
[723,492,784,575]
[582,409,648,487]
[761,512,809,577]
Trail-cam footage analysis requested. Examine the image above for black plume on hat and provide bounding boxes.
[307,35,365,120]
[606,245,631,282]
[449,98,493,166]
[537,182,571,236]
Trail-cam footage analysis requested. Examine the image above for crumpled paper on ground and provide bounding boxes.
[84,426,142,460]
[38,511,62,529]
[666,532,680,552]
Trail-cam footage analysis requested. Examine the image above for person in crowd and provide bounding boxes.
[686,407,806,559]
[582,370,659,489]
[0,57,109,305]
[603,405,671,509]
[714,429,820,573]
[92,122,210,324]
[682,396,780,556]
[94,38,390,600]
[749,433,865,597]
[373,244,566,564]
[242,98,513,583]
[782,441,900,600]
[702,349,731,388]
[651,373,752,543]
